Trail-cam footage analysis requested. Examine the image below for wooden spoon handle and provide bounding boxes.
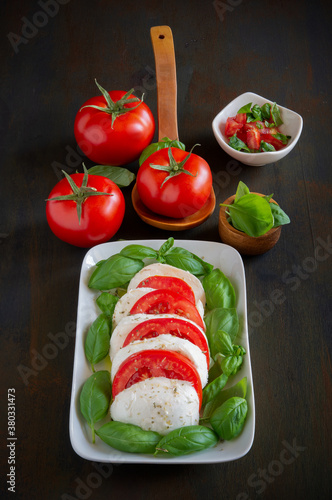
[150,26,178,141]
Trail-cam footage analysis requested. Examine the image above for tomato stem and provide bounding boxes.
[149,145,200,187]
[79,79,144,128]
[45,164,113,225]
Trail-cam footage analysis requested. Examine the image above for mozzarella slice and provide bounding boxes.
[111,334,208,387]
[110,377,199,435]
[112,288,155,328]
[127,263,206,306]
[110,313,209,362]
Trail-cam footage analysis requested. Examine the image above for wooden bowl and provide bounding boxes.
[132,183,216,231]
[218,193,281,255]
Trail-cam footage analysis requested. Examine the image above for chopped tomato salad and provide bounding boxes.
[224,102,291,153]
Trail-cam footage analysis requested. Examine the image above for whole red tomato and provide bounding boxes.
[136,147,212,218]
[46,169,125,248]
[74,81,155,166]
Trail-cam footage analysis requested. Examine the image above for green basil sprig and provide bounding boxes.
[221,181,290,237]
[80,370,111,443]
[154,425,219,456]
[139,137,186,166]
[202,373,228,406]
[205,307,239,350]
[87,164,135,187]
[229,134,250,152]
[210,396,248,441]
[202,377,247,420]
[85,314,111,372]
[96,292,118,318]
[203,268,236,310]
[163,246,213,277]
[96,421,162,454]
[214,330,246,376]
[88,254,144,290]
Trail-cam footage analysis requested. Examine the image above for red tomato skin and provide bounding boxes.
[112,349,203,407]
[46,174,125,248]
[137,276,195,304]
[246,128,261,150]
[225,117,243,137]
[122,316,210,367]
[136,148,212,219]
[235,113,247,125]
[129,289,205,330]
[74,90,155,166]
[262,133,285,150]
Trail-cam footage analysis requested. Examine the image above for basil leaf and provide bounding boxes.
[237,102,252,114]
[158,237,175,259]
[120,244,158,260]
[222,193,274,237]
[260,141,275,152]
[165,247,213,277]
[251,104,262,121]
[271,132,290,144]
[96,421,162,454]
[261,103,271,120]
[205,307,239,346]
[271,102,283,127]
[235,181,250,202]
[139,137,186,166]
[220,355,243,377]
[96,292,118,318]
[246,113,257,123]
[203,268,236,310]
[228,134,250,152]
[80,371,111,443]
[210,396,248,440]
[203,377,247,419]
[155,425,218,456]
[85,314,110,371]
[88,254,144,290]
[213,330,233,356]
[202,373,228,406]
[88,165,135,187]
[270,203,290,227]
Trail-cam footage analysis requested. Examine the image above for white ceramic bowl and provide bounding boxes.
[212,92,303,167]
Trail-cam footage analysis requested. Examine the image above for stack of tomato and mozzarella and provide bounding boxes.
[109,263,210,436]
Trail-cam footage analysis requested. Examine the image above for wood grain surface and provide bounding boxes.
[0,1,331,499]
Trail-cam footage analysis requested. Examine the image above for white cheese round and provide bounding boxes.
[110,377,200,435]
[112,288,155,328]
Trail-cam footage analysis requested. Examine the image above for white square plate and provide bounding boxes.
[69,240,255,464]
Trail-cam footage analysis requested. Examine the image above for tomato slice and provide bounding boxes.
[136,276,195,304]
[225,117,243,137]
[246,128,261,150]
[112,349,203,407]
[122,316,210,367]
[262,133,285,150]
[129,289,205,330]
[235,113,247,125]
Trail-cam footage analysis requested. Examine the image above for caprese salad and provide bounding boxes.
[79,238,249,457]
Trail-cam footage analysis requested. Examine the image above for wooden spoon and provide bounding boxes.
[131,25,215,231]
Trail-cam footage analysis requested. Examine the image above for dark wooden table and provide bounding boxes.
[1,1,331,499]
